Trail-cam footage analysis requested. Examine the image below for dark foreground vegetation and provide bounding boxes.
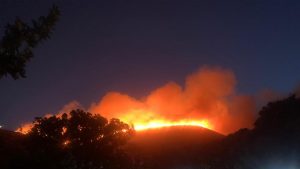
[211,94,300,169]
[1,95,300,169]
[1,110,135,169]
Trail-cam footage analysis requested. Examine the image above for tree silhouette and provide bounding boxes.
[254,94,300,137]
[25,109,135,169]
[0,5,60,79]
[211,94,300,169]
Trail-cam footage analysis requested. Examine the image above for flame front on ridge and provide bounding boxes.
[133,119,212,131]
[115,109,213,131]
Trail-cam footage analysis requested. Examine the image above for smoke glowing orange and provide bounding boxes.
[17,67,256,135]
[89,67,256,134]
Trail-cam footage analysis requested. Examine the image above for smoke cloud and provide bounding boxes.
[89,67,256,134]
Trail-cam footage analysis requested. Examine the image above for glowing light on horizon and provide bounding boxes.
[16,123,33,134]
[118,110,214,131]
[133,119,212,131]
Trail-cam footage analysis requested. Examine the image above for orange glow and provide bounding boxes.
[62,140,71,146]
[16,123,33,134]
[17,111,213,134]
[89,67,255,134]
[109,109,214,131]
[133,119,212,131]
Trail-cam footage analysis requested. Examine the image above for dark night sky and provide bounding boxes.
[1,0,300,129]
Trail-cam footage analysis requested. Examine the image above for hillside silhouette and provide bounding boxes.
[127,126,224,169]
[0,129,27,168]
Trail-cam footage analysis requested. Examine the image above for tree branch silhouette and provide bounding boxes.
[0,5,60,79]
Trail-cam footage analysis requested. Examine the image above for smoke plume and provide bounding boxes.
[89,67,256,134]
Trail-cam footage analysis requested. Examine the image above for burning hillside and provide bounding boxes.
[18,67,256,135]
[89,67,255,134]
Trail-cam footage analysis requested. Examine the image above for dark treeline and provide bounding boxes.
[1,95,300,169]
[208,94,300,169]
[0,110,136,169]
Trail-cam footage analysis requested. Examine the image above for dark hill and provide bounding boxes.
[127,126,224,169]
[0,129,25,150]
[0,129,28,168]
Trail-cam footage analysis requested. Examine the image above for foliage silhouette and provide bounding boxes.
[1,109,135,169]
[0,5,60,79]
[211,95,300,169]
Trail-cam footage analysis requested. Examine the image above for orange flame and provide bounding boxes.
[16,123,33,134]
[133,119,212,131]
[115,109,213,131]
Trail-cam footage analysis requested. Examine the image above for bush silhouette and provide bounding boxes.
[5,109,135,169]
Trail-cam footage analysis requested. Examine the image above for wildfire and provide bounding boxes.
[112,109,213,131]
[88,67,256,134]
[16,123,33,134]
[133,119,212,131]
[17,67,256,135]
